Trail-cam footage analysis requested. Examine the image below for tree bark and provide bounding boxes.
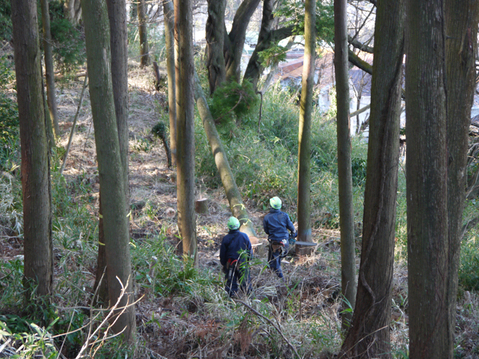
[193,71,257,238]
[82,0,135,342]
[138,0,150,67]
[334,0,357,328]
[64,0,82,25]
[40,0,59,140]
[94,0,131,305]
[444,1,479,357]
[206,0,226,94]
[242,0,274,91]
[225,0,261,83]
[340,0,404,356]
[163,0,177,166]
[11,0,53,298]
[297,0,315,244]
[405,0,448,356]
[175,0,197,262]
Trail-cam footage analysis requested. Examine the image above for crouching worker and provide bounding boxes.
[263,196,295,279]
[220,216,253,297]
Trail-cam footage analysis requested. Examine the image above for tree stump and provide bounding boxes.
[195,198,209,214]
[294,241,317,257]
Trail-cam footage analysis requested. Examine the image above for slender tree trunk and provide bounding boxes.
[225,0,261,83]
[340,0,404,356]
[94,0,131,304]
[297,0,315,243]
[193,71,257,238]
[82,0,135,342]
[406,0,448,356]
[138,0,150,66]
[163,0,177,166]
[11,0,53,299]
[206,0,226,94]
[444,1,479,357]
[175,0,197,262]
[334,0,356,327]
[42,78,55,149]
[242,0,273,91]
[107,0,129,192]
[40,0,59,140]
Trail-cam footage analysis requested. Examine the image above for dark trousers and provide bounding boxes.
[268,241,288,278]
[225,261,251,297]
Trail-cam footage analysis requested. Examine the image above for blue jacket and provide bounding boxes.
[220,229,252,266]
[263,209,295,242]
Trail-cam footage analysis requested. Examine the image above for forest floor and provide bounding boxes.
[2,61,479,358]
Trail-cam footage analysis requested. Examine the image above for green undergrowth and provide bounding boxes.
[195,82,368,228]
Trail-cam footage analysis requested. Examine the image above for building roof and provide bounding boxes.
[274,50,373,97]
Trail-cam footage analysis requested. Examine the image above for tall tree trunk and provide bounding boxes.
[297,0,315,243]
[193,71,257,238]
[225,0,261,83]
[175,0,197,262]
[94,0,131,304]
[138,0,150,67]
[82,0,136,342]
[107,0,129,190]
[40,0,59,140]
[340,0,404,356]
[206,0,226,94]
[164,0,177,166]
[11,0,53,298]
[405,0,448,356]
[334,0,356,328]
[444,1,479,357]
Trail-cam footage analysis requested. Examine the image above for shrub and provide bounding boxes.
[209,79,259,134]
[0,94,19,171]
[48,1,86,73]
[0,0,12,41]
[459,233,479,292]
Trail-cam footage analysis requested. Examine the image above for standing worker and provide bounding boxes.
[220,217,253,297]
[263,196,296,279]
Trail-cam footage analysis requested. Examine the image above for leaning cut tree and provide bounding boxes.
[193,71,257,238]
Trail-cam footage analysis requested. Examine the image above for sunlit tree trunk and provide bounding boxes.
[11,0,53,299]
[340,0,404,356]
[406,0,448,356]
[297,0,315,243]
[444,0,479,356]
[334,0,356,328]
[193,71,257,238]
[40,0,59,140]
[164,0,177,166]
[175,0,197,262]
[82,0,136,342]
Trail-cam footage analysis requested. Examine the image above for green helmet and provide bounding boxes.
[270,196,282,209]
[227,216,240,230]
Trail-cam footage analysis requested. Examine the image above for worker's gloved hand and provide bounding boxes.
[289,231,297,246]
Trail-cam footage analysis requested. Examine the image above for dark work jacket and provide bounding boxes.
[263,208,295,242]
[220,229,252,267]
